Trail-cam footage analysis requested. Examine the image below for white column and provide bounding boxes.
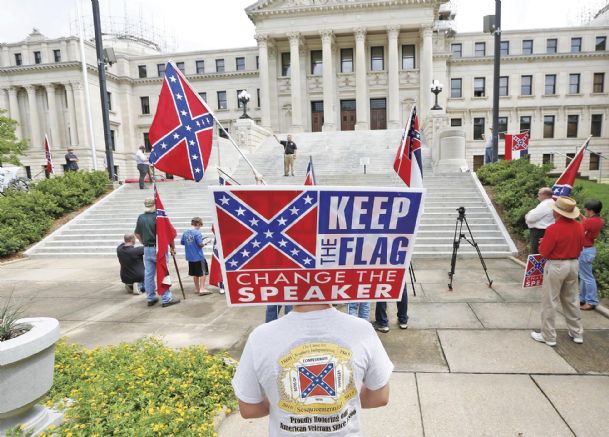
[25,85,41,148]
[44,84,60,147]
[65,83,79,145]
[387,26,401,128]
[355,28,369,130]
[320,30,336,131]
[7,87,21,139]
[0,88,7,111]
[420,26,433,118]
[255,34,272,129]
[1,45,9,67]
[288,32,304,132]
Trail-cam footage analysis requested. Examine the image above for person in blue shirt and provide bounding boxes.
[181,217,211,296]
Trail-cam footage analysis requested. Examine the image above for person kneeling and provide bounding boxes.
[116,233,145,295]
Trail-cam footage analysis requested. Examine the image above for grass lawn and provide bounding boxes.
[574,178,609,209]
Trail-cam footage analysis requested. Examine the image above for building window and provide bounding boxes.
[176,62,185,74]
[497,117,508,139]
[546,38,557,54]
[450,78,462,98]
[591,114,603,137]
[34,51,42,64]
[569,74,580,94]
[451,43,462,58]
[522,39,533,55]
[236,57,245,71]
[15,53,22,65]
[143,133,151,152]
[217,91,227,110]
[500,41,509,56]
[138,65,147,78]
[543,115,555,138]
[596,36,607,51]
[544,74,556,95]
[216,59,224,73]
[521,75,532,95]
[198,92,207,102]
[542,153,554,165]
[310,50,322,75]
[140,96,150,115]
[237,90,244,108]
[590,153,600,170]
[593,72,605,93]
[370,46,384,71]
[107,92,112,111]
[256,55,259,70]
[196,60,204,74]
[499,76,509,96]
[570,37,582,53]
[475,42,486,56]
[473,118,485,140]
[520,116,531,134]
[281,52,290,76]
[110,129,116,152]
[53,49,61,62]
[473,77,486,97]
[157,63,165,77]
[257,89,260,107]
[566,153,575,167]
[567,114,578,138]
[340,48,353,73]
[401,44,415,69]
[451,118,462,127]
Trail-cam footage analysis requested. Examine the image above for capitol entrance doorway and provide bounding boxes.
[370,98,387,130]
[340,99,356,131]
[311,101,324,132]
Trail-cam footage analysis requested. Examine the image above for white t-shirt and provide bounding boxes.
[232,307,393,436]
[525,198,555,229]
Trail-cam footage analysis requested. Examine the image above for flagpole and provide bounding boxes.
[217,167,241,185]
[396,105,415,176]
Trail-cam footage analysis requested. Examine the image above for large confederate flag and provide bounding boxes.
[155,188,177,295]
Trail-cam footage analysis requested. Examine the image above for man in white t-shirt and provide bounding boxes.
[525,187,555,254]
[232,303,393,436]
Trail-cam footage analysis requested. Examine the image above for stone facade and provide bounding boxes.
[0,0,607,180]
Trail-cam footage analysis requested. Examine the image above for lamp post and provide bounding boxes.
[238,90,251,119]
[430,80,443,110]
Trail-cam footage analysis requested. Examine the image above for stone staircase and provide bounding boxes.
[26,130,516,258]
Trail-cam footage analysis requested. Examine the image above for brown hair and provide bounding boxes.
[191,217,203,226]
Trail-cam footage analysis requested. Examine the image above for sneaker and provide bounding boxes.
[568,331,584,344]
[580,303,596,311]
[219,289,226,295]
[372,322,389,333]
[198,290,212,296]
[125,284,134,293]
[530,331,556,346]
[399,322,409,330]
[162,298,181,308]
[147,298,159,307]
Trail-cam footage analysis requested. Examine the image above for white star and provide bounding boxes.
[278,239,287,247]
[303,258,311,265]
[291,248,300,256]
[290,206,299,215]
[194,168,201,173]
[175,93,183,100]
[161,143,168,149]
[173,133,179,139]
[189,140,195,146]
[192,154,199,160]
[229,260,238,267]
[236,207,245,216]
[180,110,187,116]
[303,195,313,204]
[220,196,230,205]
[241,249,250,258]
[196,121,201,126]
[249,217,259,226]
[185,125,192,131]
[278,217,287,226]
[169,75,177,82]
[264,230,273,238]
[252,240,261,248]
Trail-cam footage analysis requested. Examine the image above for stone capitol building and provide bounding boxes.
[0,0,607,180]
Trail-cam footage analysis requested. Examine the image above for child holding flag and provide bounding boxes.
[181,217,211,296]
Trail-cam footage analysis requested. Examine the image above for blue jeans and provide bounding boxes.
[375,288,409,327]
[143,246,173,304]
[347,303,371,320]
[579,247,598,306]
[265,305,293,322]
[484,147,493,164]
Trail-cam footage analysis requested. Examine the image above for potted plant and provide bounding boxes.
[0,298,62,434]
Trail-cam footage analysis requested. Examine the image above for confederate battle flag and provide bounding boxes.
[209,175,232,290]
[44,135,54,175]
[552,138,590,198]
[155,188,177,294]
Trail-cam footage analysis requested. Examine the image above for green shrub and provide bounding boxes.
[37,338,236,436]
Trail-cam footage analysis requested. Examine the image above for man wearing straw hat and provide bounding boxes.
[531,196,584,346]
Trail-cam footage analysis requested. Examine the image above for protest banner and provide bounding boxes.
[210,186,425,306]
[522,254,546,288]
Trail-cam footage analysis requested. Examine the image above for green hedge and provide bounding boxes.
[477,160,608,299]
[0,171,110,257]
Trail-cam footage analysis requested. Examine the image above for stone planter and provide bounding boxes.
[0,317,62,434]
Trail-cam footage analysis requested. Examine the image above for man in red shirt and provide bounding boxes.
[531,197,584,346]
[579,200,605,310]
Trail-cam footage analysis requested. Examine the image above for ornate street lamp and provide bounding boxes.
[238,90,251,119]
[430,80,443,110]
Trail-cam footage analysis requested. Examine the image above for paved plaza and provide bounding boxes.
[2,256,609,436]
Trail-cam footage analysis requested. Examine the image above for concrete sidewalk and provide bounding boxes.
[2,256,608,436]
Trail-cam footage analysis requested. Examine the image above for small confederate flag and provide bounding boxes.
[148,62,214,182]
[504,131,529,160]
[522,254,546,288]
[393,105,423,188]
[304,157,316,186]
[155,188,177,295]
[552,138,589,198]
[44,135,54,175]
[209,175,232,289]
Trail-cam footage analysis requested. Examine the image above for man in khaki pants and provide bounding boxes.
[531,197,585,346]
[274,134,297,176]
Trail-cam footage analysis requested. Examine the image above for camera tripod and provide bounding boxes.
[448,207,493,291]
